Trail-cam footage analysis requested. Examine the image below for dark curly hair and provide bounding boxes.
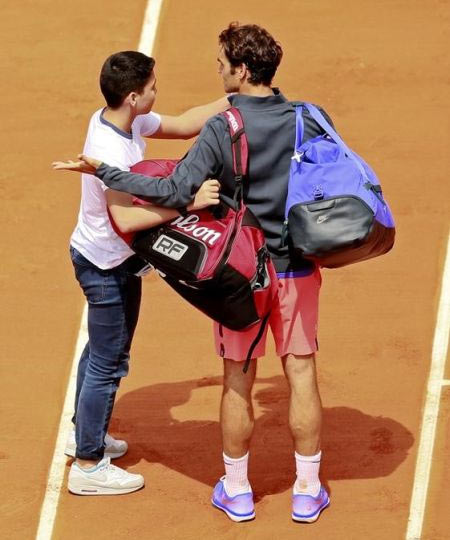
[218,22,283,86]
[100,51,155,108]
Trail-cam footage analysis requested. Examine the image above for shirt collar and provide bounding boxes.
[100,108,133,140]
[227,88,288,109]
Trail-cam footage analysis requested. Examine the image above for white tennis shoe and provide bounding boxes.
[64,430,128,459]
[68,457,144,495]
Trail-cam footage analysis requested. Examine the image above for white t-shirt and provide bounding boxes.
[70,108,161,269]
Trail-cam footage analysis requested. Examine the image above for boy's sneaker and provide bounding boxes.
[211,476,255,522]
[68,457,144,495]
[65,430,128,459]
[292,485,330,522]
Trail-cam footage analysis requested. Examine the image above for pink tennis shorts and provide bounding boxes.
[213,268,322,361]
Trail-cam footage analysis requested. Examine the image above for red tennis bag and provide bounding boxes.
[129,109,278,369]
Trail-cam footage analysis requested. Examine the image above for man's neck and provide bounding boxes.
[238,81,274,97]
[102,106,134,134]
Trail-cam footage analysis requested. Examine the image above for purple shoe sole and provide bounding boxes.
[211,497,256,522]
[211,478,255,522]
[292,487,330,523]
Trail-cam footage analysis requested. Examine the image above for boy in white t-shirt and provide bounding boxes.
[63,51,228,496]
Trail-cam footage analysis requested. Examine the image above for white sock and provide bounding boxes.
[294,450,322,496]
[223,452,251,496]
[74,460,102,472]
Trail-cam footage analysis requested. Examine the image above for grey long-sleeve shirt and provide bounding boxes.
[95,90,332,273]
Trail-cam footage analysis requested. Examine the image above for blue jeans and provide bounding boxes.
[70,246,142,460]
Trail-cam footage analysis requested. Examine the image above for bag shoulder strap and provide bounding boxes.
[301,103,369,181]
[221,108,249,202]
[293,105,305,154]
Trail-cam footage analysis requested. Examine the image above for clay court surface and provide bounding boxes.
[1,1,449,538]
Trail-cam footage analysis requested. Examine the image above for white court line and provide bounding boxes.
[406,233,450,540]
[35,2,163,539]
[138,0,164,54]
[35,304,87,540]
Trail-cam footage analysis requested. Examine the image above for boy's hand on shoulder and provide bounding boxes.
[52,154,102,175]
[188,179,220,211]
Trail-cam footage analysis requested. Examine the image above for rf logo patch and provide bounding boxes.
[152,235,188,261]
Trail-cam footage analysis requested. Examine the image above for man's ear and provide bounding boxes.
[237,63,249,82]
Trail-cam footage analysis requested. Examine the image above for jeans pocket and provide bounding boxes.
[70,248,109,304]
[70,246,94,268]
[74,265,109,304]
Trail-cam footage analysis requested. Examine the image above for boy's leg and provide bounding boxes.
[72,342,90,425]
[67,250,144,496]
[70,248,141,462]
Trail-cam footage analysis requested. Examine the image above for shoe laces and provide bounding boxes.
[98,458,134,479]
[97,457,112,471]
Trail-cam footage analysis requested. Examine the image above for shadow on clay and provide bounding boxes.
[109,375,414,501]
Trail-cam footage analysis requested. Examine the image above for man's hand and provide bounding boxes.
[187,179,220,211]
[52,154,102,174]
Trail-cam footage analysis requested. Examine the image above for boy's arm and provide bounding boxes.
[52,117,225,208]
[106,190,180,234]
[105,179,220,233]
[150,96,230,139]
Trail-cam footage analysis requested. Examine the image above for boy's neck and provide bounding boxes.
[102,106,135,134]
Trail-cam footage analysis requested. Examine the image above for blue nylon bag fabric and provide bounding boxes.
[286,105,395,229]
[284,103,395,268]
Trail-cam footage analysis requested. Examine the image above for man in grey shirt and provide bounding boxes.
[57,22,332,524]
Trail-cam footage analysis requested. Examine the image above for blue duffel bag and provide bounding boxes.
[283,103,395,268]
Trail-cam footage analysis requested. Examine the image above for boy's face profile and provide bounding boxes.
[134,71,157,114]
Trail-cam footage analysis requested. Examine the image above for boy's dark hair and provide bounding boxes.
[100,51,155,108]
[219,23,283,86]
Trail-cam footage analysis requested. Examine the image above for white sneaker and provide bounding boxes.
[64,430,128,459]
[68,457,144,495]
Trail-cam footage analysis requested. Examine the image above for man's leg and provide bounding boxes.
[283,352,329,521]
[212,315,269,521]
[211,357,256,521]
[221,357,257,458]
[282,353,322,456]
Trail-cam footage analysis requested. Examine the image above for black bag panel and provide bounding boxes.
[162,264,260,330]
[289,197,395,268]
[210,200,233,220]
[310,221,395,268]
[130,202,274,329]
[132,228,207,281]
[132,200,237,282]
[288,196,374,256]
